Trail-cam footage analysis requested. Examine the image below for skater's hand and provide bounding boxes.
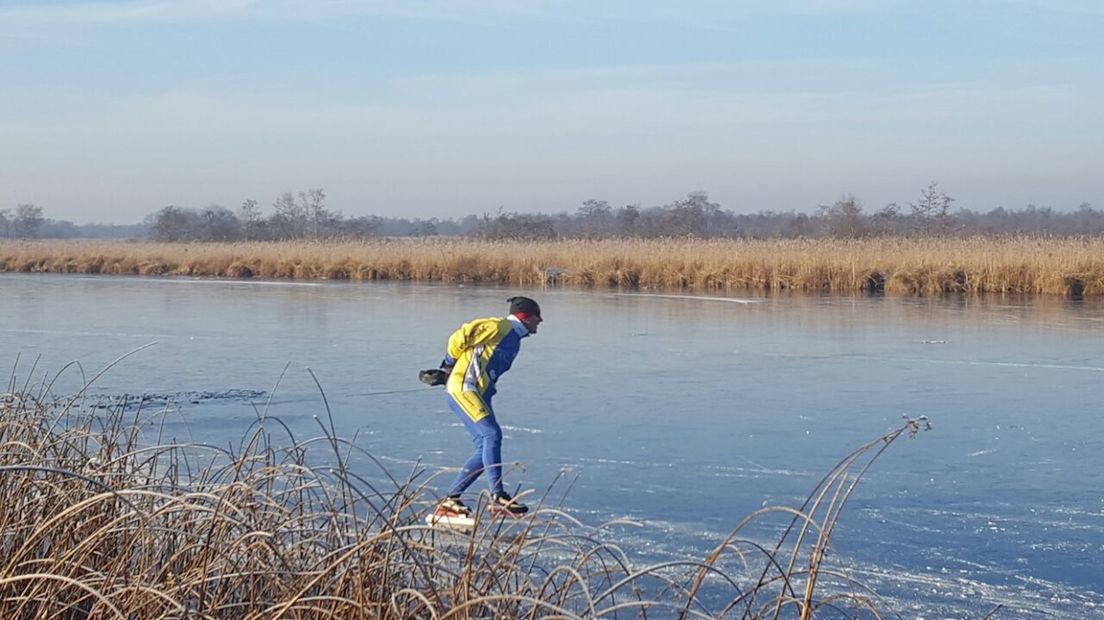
[418,368,449,386]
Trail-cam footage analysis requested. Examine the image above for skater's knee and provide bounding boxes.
[477,419,502,441]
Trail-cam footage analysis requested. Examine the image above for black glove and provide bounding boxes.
[418,367,451,386]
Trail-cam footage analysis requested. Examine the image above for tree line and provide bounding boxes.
[6,183,1103,241]
[0,205,46,239]
[0,204,145,239]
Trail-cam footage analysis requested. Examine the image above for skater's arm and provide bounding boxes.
[443,318,501,366]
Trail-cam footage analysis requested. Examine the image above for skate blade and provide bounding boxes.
[425,513,476,531]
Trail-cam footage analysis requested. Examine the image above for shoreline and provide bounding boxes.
[1,236,1102,296]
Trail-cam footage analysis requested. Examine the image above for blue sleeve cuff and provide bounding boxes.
[441,356,455,367]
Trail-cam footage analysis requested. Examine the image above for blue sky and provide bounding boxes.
[1,1,1101,224]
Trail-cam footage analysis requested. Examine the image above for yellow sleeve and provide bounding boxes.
[446,317,503,361]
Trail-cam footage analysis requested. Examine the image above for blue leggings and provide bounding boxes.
[445,392,504,496]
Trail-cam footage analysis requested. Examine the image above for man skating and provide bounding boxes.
[421,296,542,518]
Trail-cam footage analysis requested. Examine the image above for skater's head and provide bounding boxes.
[507,296,542,334]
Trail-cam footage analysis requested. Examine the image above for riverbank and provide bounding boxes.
[1,236,1101,295]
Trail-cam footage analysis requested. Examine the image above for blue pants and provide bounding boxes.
[445,392,504,496]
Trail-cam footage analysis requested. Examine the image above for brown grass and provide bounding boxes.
[0,364,934,618]
[3,236,1100,295]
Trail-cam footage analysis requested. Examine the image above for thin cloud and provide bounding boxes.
[993,0,1104,17]
[0,1,251,26]
[5,0,1099,33]
[0,0,553,28]
[0,0,1001,29]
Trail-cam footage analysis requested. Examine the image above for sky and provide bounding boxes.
[1,1,1101,224]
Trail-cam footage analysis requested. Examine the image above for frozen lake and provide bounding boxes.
[2,273,1103,617]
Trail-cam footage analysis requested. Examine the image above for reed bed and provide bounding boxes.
[1,236,1102,296]
[0,374,934,619]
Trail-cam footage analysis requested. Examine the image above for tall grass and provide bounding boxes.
[0,370,934,619]
[1,236,1102,295]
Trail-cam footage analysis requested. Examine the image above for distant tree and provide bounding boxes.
[298,188,327,238]
[128,188,1104,243]
[550,211,576,238]
[631,206,667,238]
[39,220,79,238]
[454,214,483,235]
[614,204,639,237]
[150,206,199,241]
[707,208,740,238]
[14,204,45,238]
[271,191,305,239]
[199,205,240,241]
[343,215,382,237]
[870,202,903,236]
[780,212,812,238]
[0,209,10,239]
[665,192,720,237]
[238,199,262,240]
[577,199,613,239]
[1071,203,1104,235]
[909,182,955,235]
[818,194,867,238]
[412,218,439,237]
[477,209,557,240]
[37,220,148,239]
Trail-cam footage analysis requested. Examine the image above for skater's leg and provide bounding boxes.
[447,432,485,496]
[445,392,502,496]
[477,414,503,495]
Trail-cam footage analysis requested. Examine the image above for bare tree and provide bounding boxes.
[238,199,262,240]
[870,202,903,236]
[412,218,438,237]
[909,182,955,235]
[819,194,866,238]
[199,205,240,241]
[14,204,44,238]
[577,199,613,239]
[271,191,304,239]
[150,206,198,241]
[477,209,557,240]
[666,192,720,237]
[615,204,639,237]
[0,209,10,239]
[298,188,327,239]
[344,215,382,237]
[781,212,812,238]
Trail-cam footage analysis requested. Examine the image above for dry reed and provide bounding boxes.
[0,363,935,619]
[1,237,1102,296]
